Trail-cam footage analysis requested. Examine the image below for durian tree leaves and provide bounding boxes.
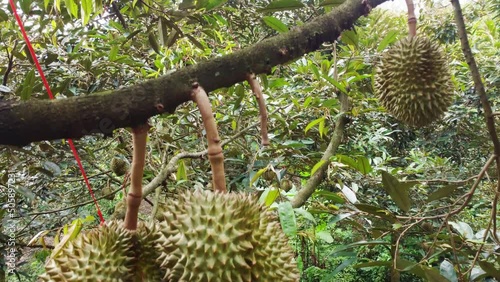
[257,0,305,13]
[313,190,346,204]
[381,171,414,212]
[427,184,458,202]
[377,30,398,52]
[259,188,280,206]
[336,154,373,175]
[477,260,500,281]
[341,29,358,49]
[278,201,298,237]
[263,16,289,33]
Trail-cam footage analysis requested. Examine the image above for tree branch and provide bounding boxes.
[0,0,387,146]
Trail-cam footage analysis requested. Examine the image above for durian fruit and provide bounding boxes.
[374,36,454,127]
[263,170,276,181]
[39,221,136,282]
[132,222,166,281]
[157,190,300,282]
[280,179,293,192]
[111,157,129,176]
[103,181,115,200]
[39,221,166,282]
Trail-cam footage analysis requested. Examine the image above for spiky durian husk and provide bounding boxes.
[111,158,129,176]
[374,36,454,127]
[39,221,136,282]
[157,190,299,282]
[132,222,166,281]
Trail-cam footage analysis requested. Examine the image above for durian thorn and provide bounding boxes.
[124,122,149,230]
[190,83,227,193]
[246,73,270,146]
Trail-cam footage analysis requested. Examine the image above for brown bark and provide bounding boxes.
[0,0,388,146]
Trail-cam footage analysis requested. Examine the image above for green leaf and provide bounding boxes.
[250,167,268,186]
[377,30,398,52]
[439,260,458,282]
[259,188,280,206]
[262,16,289,33]
[0,9,8,22]
[316,230,334,243]
[305,117,325,134]
[319,0,345,7]
[185,34,205,50]
[257,0,305,13]
[323,75,347,94]
[336,155,372,175]
[294,208,316,224]
[179,0,196,9]
[148,32,161,54]
[64,0,78,18]
[341,30,358,49]
[427,185,457,202]
[278,202,297,237]
[354,261,392,268]
[328,257,357,277]
[423,266,450,282]
[21,69,36,100]
[197,0,228,11]
[158,18,170,47]
[81,0,92,25]
[311,160,326,176]
[94,0,103,13]
[478,260,500,280]
[176,160,188,181]
[313,190,345,204]
[54,0,61,11]
[381,171,411,212]
[109,45,118,61]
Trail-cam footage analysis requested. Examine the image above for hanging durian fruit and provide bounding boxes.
[156,190,300,282]
[39,221,165,282]
[111,157,129,176]
[374,35,454,127]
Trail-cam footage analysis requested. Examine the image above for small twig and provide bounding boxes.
[246,73,270,146]
[12,185,125,219]
[190,83,226,193]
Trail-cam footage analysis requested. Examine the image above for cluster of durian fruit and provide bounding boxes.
[375,36,454,126]
[39,190,300,281]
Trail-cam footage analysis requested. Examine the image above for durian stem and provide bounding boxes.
[246,73,270,146]
[405,0,417,37]
[124,123,149,230]
[191,83,227,193]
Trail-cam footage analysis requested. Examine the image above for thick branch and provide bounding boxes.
[0,0,387,146]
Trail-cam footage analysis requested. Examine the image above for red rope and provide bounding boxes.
[9,0,105,224]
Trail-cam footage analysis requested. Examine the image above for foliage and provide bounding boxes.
[0,0,499,281]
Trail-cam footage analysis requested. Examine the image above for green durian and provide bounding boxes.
[39,221,165,282]
[156,190,300,282]
[111,157,129,176]
[39,221,136,282]
[375,35,454,126]
[133,222,166,281]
